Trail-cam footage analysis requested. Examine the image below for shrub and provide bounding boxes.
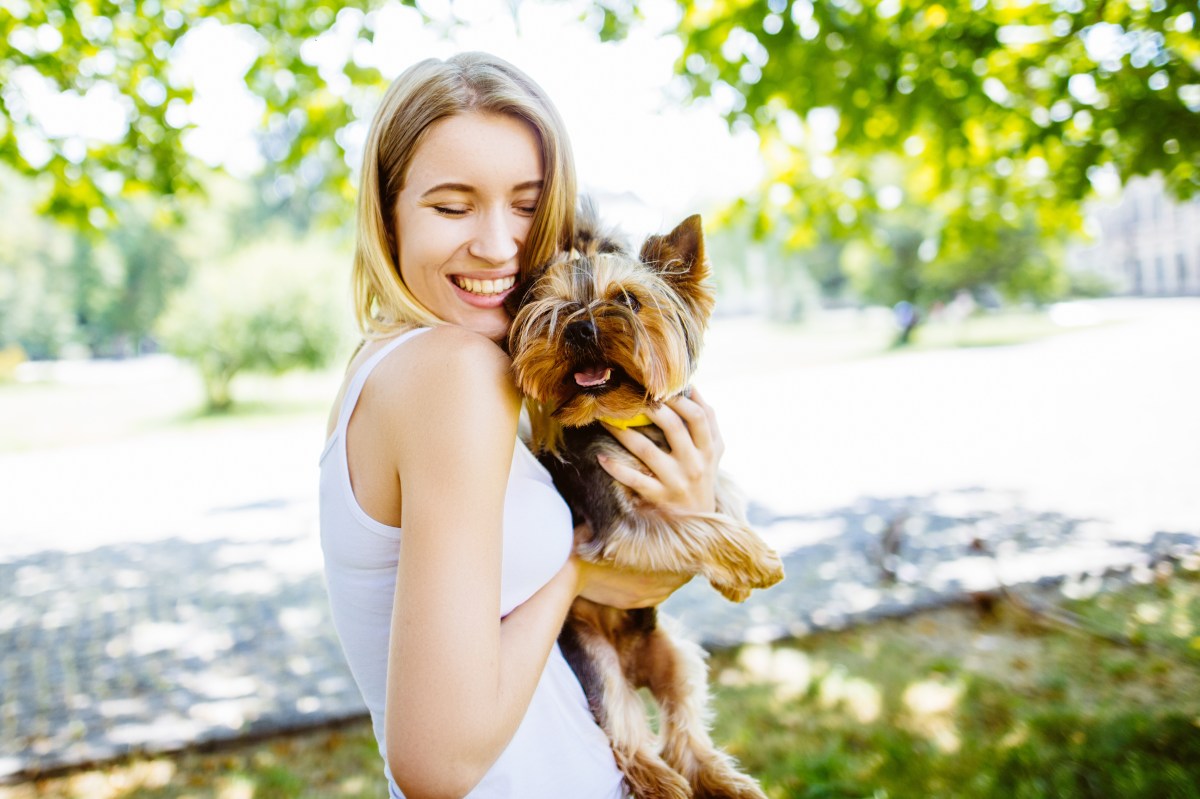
[158,236,350,411]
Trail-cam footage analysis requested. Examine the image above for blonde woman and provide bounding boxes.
[320,52,725,799]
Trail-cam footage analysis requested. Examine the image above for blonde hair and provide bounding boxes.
[352,52,577,338]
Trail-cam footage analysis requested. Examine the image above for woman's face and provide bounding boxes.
[394,112,544,341]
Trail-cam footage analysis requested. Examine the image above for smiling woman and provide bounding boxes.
[318,51,730,799]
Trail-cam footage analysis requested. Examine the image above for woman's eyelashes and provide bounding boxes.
[429,200,538,217]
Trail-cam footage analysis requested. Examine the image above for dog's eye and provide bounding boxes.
[613,292,640,312]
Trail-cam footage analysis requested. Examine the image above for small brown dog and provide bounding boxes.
[508,207,784,799]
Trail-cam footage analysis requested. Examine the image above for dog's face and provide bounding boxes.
[508,215,716,427]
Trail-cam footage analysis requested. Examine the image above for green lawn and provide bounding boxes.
[7,570,1197,799]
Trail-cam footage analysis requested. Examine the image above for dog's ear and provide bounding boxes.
[639,214,715,326]
[639,214,709,284]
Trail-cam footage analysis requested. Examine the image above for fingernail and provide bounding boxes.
[596,454,609,465]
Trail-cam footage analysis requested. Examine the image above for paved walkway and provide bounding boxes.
[2,299,1198,780]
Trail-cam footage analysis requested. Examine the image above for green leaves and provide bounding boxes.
[1,0,404,231]
[604,0,1200,308]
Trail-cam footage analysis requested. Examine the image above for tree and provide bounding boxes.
[593,0,1199,309]
[157,235,349,411]
[0,0,423,230]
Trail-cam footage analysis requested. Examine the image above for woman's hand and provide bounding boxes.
[597,386,724,515]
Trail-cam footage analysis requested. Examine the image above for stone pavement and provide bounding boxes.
[2,299,1198,781]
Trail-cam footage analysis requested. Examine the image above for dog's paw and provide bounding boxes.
[711,581,752,603]
[618,749,693,799]
[732,546,785,591]
[694,777,768,799]
[709,548,783,603]
[688,753,769,799]
[750,548,785,589]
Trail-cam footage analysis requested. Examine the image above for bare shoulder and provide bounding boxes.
[365,326,518,430]
[398,325,510,372]
[373,326,512,395]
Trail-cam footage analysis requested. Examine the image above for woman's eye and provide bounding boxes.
[433,206,468,217]
[515,203,538,216]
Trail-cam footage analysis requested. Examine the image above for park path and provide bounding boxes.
[2,298,1198,779]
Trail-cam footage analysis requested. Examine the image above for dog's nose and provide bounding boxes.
[565,319,599,348]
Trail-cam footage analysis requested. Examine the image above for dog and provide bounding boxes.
[507,207,785,799]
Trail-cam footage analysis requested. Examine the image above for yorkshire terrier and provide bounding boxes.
[507,207,785,799]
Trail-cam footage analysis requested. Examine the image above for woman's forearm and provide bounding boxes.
[386,559,581,799]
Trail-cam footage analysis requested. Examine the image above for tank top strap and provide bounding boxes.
[333,327,431,439]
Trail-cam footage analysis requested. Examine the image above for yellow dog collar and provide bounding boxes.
[599,413,654,429]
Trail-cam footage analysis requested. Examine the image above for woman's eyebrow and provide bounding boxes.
[419,179,542,197]
[421,182,474,197]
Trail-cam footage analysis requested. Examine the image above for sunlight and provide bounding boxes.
[735,644,814,701]
[340,775,369,794]
[817,666,882,724]
[62,759,176,798]
[902,678,964,753]
[1171,591,1194,639]
[216,776,255,799]
[1135,602,1164,625]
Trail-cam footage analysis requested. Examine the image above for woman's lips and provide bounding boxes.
[448,274,517,308]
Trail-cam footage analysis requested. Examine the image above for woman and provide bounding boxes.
[320,52,725,799]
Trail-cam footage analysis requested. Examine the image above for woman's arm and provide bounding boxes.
[378,326,579,799]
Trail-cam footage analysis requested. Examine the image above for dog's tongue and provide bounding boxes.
[574,367,612,387]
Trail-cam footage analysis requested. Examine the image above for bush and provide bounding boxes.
[158,236,350,411]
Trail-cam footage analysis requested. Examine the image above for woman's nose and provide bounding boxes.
[468,208,521,265]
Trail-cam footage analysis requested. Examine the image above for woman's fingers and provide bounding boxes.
[596,448,664,504]
[688,386,725,457]
[600,422,673,477]
[659,393,713,454]
[598,386,724,514]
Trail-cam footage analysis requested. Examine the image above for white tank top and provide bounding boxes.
[319,328,625,799]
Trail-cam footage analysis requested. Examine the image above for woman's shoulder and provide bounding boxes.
[376,325,511,383]
[367,325,517,415]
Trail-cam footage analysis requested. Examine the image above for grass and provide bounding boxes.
[708,569,1200,798]
[6,569,1197,799]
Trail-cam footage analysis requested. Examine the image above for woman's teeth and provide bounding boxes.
[453,275,515,295]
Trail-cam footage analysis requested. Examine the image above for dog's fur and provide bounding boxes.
[507,207,785,799]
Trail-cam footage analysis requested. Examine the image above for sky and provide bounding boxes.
[166,0,764,237]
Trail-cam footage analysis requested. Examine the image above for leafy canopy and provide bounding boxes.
[0,0,423,229]
[595,0,1199,304]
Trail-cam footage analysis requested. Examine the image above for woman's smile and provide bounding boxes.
[449,273,518,307]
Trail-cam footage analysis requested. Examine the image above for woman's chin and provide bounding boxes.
[456,308,511,343]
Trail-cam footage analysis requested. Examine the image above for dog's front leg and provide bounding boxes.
[592,509,782,603]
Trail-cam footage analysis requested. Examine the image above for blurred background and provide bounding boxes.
[2,0,1199,797]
